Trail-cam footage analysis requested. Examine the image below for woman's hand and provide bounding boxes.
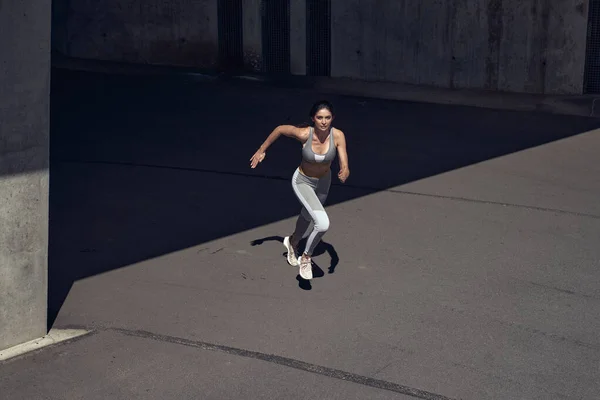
[250,150,266,168]
[333,129,349,183]
[338,167,349,183]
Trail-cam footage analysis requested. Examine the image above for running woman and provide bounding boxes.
[250,100,350,280]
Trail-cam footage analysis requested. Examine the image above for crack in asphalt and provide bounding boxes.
[112,327,457,400]
[54,325,457,400]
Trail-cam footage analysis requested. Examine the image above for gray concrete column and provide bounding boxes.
[330,0,363,80]
[0,0,51,350]
[290,0,307,75]
[242,0,263,72]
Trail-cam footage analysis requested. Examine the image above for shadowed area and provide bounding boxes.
[48,67,599,327]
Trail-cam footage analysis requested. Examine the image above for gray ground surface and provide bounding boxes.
[2,69,600,399]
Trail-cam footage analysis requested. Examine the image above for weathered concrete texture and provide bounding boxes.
[331,0,589,94]
[290,0,307,75]
[63,0,219,68]
[545,1,589,93]
[0,0,50,350]
[242,0,262,72]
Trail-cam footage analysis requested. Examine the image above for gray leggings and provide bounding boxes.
[291,168,331,256]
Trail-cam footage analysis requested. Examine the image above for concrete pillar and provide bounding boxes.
[242,0,263,72]
[290,0,307,75]
[0,0,51,350]
[330,0,362,80]
[542,1,588,94]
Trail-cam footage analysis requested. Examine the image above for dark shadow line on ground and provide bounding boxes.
[58,159,600,219]
[107,326,457,400]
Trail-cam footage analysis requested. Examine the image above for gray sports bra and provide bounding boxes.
[301,127,336,163]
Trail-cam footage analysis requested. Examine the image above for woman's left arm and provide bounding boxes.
[335,129,350,183]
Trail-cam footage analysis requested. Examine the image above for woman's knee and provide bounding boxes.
[314,211,330,233]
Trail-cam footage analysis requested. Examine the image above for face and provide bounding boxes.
[312,108,334,131]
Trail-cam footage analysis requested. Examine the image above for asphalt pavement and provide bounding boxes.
[1,68,600,399]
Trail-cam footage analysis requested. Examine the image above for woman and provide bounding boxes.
[250,100,350,280]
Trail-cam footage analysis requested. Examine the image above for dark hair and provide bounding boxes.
[309,100,334,118]
[296,100,335,128]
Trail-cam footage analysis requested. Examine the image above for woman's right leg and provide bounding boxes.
[283,210,309,267]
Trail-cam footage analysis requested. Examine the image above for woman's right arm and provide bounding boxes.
[260,125,304,151]
[250,125,304,168]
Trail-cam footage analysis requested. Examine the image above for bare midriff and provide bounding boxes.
[299,160,332,179]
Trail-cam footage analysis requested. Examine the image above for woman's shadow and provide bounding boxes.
[250,236,340,290]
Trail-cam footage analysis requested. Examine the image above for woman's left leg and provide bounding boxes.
[290,170,331,250]
[299,171,331,256]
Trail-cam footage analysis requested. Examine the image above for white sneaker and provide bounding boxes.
[283,236,298,266]
[298,255,313,280]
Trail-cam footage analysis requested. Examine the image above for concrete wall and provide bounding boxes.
[0,0,51,350]
[60,0,219,68]
[52,0,589,94]
[331,0,589,94]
